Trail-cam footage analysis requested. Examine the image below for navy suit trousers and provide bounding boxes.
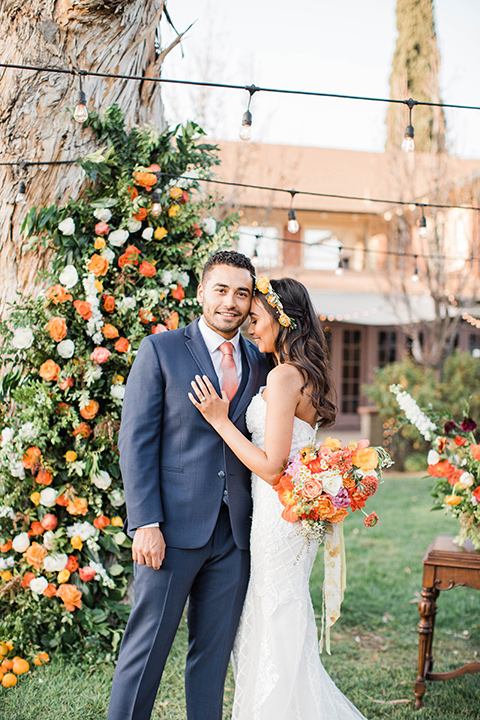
[107,504,250,720]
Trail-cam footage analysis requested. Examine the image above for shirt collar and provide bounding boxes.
[199,316,241,354]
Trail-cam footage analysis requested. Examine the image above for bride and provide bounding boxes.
[189,277,367,719]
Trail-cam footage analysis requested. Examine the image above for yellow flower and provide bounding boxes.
[65,451,77,462]
[256,276,271,294]
[94,237,106,250]
[112,374,124,385]
[352,447,379,471]
[110,516,124,527]
[70,535,83,550]
[57,569,71,584]
[445,495,462,506]
[31,491,41,506]
[168,204,180,217]
[95,279,104,292]
[1,571,12,582]
[169,186,183,200]
[154,226,168,240]
[278,313,291,327]
[323,437,342,451]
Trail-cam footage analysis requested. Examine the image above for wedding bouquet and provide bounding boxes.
[391,384,480,549]
[275,436,393,542]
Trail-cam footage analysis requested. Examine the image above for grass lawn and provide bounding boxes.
[2,473,479,719]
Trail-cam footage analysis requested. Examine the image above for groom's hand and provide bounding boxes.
[132,527,166,570]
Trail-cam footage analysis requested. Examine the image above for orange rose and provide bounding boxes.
[72,422,92,439]
[302,476,323,500]
[29,521,45,536]
[139,308,156,324]
[66,497,88,516]
[22,446,42,470]
[315,495,336,520]
[80,400,99,420]
[25,542,47,570]
[0,540,13,552]
[46,285,72,305]
[43,584,56,597]
[46,316,67,342]
[352,447,378,471]
[39,359,60,382]
[470,445,480,461]
[472,486,480,502]
[139,261,157,278]
[165,311,179,330]
[55,493,69,507]
[56,583,82,611]
[171,284,185,301]
[36,468,53,486]
[88,254,109,277]
[133,207,148,221]
[329,506,349,523]
[102,323,119,339]
[115,337,130,353]
[103,295,115,313]
[119,245,141,268]
[21,572,36,588]
[73,300,92,320]
[66,555,79,573]
[93,515,110,530]
[133,170,158,189]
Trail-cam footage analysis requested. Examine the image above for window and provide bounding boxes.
[303,229,340,270]
[378,330,397,367]
[237,226,278,268]
[341,329,362,414]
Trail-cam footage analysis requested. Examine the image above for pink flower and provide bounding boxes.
[302,476,323,500]
[90,347,111,364]
[78,566,96,582]
[94,222,110,236]
[332,487,351,508]
[364,512,379,527]
[151,324,168,334]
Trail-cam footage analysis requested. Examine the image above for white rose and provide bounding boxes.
[66,522,97,541]
[94,208,112,222]
[0,559,6,570]
[101,248,115,264]
[9,460,26,479]
[109,489,125,507]
[319,468,343,496]
[1,427,14,446]
[59,265,79,288]
[43,531,56,551]
[117,297,136,312]
[108,229,129,247]
[58,217,75,235]
[30,576,49,595]
[161,270,173,285]
[127,218,142,232]
[110,385,125,400]
[43,553,68,573]
[427,449,440,465]
[142,227,154,241]
[12,327,34,349]
[19,422,36,441]
[91,470,111,490]
[202,217,217,235]
[6,557,15,568]
[57,339,75,359]
[460,472,475,487]
[39,488,58,507]
[12,532,30,553]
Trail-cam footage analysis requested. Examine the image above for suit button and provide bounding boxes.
[218,470,225,478]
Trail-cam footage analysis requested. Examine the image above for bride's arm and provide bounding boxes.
[189,364,303,485]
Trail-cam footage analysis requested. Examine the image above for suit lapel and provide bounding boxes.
[184,320,221,395]
[230,335,261,424]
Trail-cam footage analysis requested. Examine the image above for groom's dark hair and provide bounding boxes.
[202,250,256,284]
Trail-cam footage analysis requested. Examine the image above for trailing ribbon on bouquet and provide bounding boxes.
[319,522,346,655]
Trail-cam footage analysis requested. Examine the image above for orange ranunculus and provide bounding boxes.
[72,422,92,439]
[427,461,463,486]
[88,254,109,276]
[115,337,130,353]
[46,284,72,305]
[39,359,60,382]
[0,540,12,552]
[315,494,336,520]
[25,542,47,570]
[36,467,53,486]
[133,207,148,221]
[22,446,42,470]
[29,521,45,536]
[66,497,88,516]
[470,445,480,461]
[93,515,110,530]
[139,308,156,324]
[73,299,92,320]
[103,295,115,313]
[56,583,82,611]
[66,555,79,573]
[171,284,185,301]
[165,311,179,330]
[352,447,378,471]
[80,400,99,420]
[21,572,36,588]
[102,323,119,339]
[139,261,156,278]
[46,316,67,342]
[444,495,462,506]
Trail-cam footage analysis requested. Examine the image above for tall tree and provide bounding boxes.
[0,0,184,312]
[386,0,446,154]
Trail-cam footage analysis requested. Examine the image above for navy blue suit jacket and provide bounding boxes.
[118,319,268,550]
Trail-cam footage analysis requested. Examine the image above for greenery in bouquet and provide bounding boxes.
[391,384,480,549]
[0,106,237,660]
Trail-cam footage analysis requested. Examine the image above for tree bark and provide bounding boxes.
[0,0,176,312]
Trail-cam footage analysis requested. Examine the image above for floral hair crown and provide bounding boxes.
[255,276,297,330]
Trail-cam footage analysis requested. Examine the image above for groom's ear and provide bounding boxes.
[197,283,204,304]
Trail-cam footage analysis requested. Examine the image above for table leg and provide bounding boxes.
[414,585,438,709]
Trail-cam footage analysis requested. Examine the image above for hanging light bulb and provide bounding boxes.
[239,85,258,142]
[150,190,162,216]
[335,247,344,276]
[15,180,26,204]
[418,207,428,238]
[74,73,88,123]
[252,247,259,266]
[401,98,417,153]
[287,191,299,233]
[411,254,419,282]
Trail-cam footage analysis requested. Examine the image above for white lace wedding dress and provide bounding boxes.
[231,391,367,720]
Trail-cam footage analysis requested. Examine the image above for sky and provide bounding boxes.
[160,0,480,158]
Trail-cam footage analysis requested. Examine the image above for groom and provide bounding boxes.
[107,250,268,720]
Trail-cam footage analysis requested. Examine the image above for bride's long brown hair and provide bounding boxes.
[256,278,337,428]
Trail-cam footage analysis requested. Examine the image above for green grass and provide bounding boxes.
[2,474,479,719]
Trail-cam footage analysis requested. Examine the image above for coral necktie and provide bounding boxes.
[219,341,239,401]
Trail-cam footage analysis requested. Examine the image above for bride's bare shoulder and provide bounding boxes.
[266,363,303,391]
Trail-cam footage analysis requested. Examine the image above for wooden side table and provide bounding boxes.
[414,535,480,709]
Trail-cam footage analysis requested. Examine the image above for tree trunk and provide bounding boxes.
[0,0,176,312]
